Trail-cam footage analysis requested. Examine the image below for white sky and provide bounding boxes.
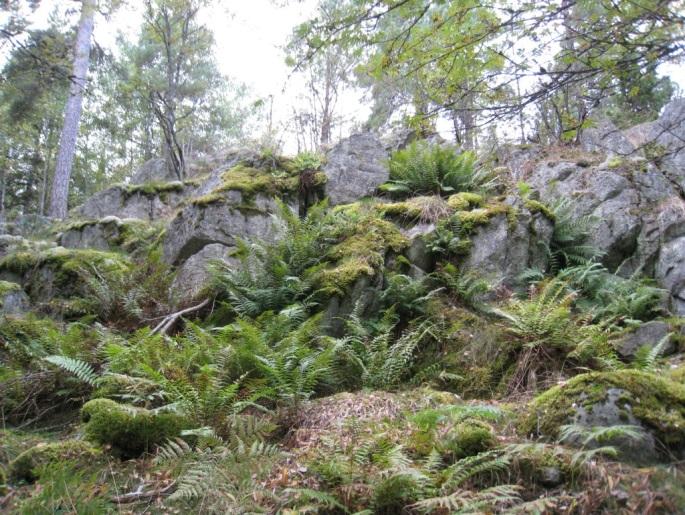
[10,0,685,151]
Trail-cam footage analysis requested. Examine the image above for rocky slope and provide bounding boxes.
[0,102,684,512]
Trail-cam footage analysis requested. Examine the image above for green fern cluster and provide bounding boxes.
[381,141,494,197]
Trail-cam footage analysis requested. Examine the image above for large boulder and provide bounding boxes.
[523,146,685,312]
[162,192,295,266]
[58,217,159,255]
[323,132,389,205]
[523,370,685,463]
[461,203,553,287]
[77,181,194,221]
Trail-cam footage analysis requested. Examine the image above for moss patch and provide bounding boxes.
[315,213,408,295]
[121,180,186,198]
[522,370,685,451]
[0,281,22,296]
[524,199,556,220]
[81,398,190,458]
[447,192,484,211]
[9,440,100,482]
[216,164,299,199]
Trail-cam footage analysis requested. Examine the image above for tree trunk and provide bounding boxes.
[48,0,96,219]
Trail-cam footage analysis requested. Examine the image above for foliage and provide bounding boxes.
[381,141,492,197]
[211,200,330,316]
[329,308,436,390]
[546,198,601,273]
[430,262,489,309]
[494,278,618,392]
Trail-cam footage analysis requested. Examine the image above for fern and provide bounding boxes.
[632,333,673,371]
[44,355,100,386]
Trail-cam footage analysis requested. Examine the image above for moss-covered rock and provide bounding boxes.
[213,164,300,202]
[447,192,484,211]
[522,370,685,457]
[8,440,99,482]
[0,247,131,307]
[441,420,496,460]
[0,465,6,495]
[81,399,190,457]
[316,210,408,295]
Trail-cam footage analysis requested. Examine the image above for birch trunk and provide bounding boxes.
[48,0,96,219]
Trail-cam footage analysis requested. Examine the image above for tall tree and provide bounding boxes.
[49,0,96,219]
[294,0,684,144]
[135,0,220,180]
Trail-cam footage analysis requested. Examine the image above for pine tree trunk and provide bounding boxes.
[48,0,96,219]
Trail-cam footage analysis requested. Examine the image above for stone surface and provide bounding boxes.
[461,206,553,288]
[615,321,674,359]
[402,223,435,278]
[570,387,657,464]
[77,185,191,221]
[170,243,237,305]
[323,132,389,205]
[581,117,636,156]
[59,218,124,251]
[0,284,29,314]
[162,192,295,266]
[523,143,685,311]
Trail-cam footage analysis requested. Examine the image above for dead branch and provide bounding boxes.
[150,298,210,335]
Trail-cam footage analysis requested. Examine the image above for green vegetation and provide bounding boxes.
[81,398,191,458]
[524,370,685,453]
[9,440,100,482]
[381,141,494,197]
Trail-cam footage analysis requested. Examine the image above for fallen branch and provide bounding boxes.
[110,481,176,504]
[151,298,210,335]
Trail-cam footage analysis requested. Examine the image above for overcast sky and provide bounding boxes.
[13,1,685,151]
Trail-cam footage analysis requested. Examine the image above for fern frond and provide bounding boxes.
[44,355,100,386]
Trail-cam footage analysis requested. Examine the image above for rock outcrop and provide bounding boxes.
[323,132,389,205]
[518,101,685,313]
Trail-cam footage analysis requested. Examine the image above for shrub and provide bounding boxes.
[381,141,493,197]
[81,398,190,457]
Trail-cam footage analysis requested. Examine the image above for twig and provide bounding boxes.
[110,481,176,504]
[150,298,210,335]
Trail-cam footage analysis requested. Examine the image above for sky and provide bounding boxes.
[8,0,685,151]
[24,0,365,153]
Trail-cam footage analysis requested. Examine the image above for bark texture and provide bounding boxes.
[48,0,96,219]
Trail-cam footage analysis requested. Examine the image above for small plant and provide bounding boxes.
[290,150,325,172]
[380,141,494,197]
[431,263,490,309]
[546,198,601,273]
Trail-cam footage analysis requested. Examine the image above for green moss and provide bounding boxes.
[524,199,556,220]
[122,180,185,198]
[216,164,299,199]
[0,466,6,495]
[443,420,496,459]
[447,192,484,211]
[522,370,685,451]
[190,192,226,207]
[8,440,99,482]
[0,281,21,296]
[316,216,408,295]
[607,156,624,169]
[81,398,190,457]
[454,202,514,233]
